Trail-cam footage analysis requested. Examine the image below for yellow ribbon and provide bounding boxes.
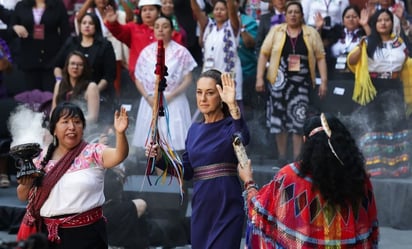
[347,42,376,105]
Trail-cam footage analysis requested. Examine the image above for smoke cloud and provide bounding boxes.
[7,105,47,148]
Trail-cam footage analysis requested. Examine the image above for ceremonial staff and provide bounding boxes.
[145,40,184,198]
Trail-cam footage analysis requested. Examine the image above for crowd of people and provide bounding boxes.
[1,0,412,248]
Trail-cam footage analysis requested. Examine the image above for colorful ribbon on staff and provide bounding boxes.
[144,40,184,200]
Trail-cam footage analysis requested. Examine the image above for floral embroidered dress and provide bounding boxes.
[132,41,197,150]
[202,18,243,100]
[245,162,379,249]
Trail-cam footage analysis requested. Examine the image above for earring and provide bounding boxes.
[53,135,57,146]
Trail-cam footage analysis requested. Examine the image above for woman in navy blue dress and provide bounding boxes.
[148,69,250,249]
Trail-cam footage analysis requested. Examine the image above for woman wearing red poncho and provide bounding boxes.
[238,113,379,249]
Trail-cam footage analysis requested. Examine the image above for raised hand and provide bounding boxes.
[103,5,118,24]
[113,107,128,134]
[359,8,370,27]
[393,3,405,20]
[314,12,324,31]
[217,73,236,106]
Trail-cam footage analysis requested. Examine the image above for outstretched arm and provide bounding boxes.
[190,0,208,33]
[119,0,134,22]
[227,0,239,35]
[76,0,93,24]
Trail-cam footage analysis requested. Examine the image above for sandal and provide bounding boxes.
[0,174,10,188]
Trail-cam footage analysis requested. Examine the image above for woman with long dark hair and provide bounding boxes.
[54,12,116,108]
[348,8,410,177]
[52,51,100,125]
[75,0,133,96]
[238,113,379,248]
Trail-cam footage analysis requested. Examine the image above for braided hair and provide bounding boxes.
[40,102,86,168]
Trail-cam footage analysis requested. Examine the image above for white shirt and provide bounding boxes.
[302,0,349,27]
[39,143,107,217]
[331,28,361,57]
[368,37,407,73]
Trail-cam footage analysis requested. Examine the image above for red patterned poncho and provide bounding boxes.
[244,162,379,249]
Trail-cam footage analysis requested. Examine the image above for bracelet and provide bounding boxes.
[244,180,258,191]
[145,93,153,99]
[229,106,240,116]
[246,184,258,191]
[244,180,255,189]
[55,76,62,81]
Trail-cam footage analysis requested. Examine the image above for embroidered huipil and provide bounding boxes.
[202,18,243,100]
[34,143,108,217]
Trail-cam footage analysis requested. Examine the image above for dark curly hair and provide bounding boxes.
[298,113,367,206]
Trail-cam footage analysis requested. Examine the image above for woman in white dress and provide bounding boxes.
[132,16,197,151]
[190,0,243,108]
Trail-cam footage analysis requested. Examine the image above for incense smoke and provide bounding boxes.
[8,105,48,148]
